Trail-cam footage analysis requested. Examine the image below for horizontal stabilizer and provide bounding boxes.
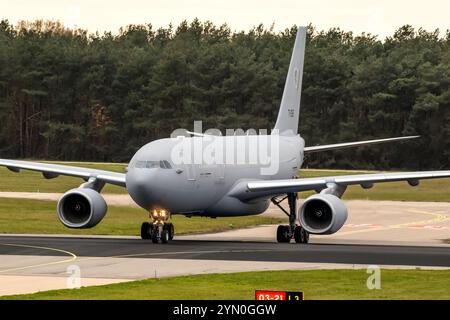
[304,136,420,154]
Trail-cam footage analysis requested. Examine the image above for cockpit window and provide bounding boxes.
[134,160,172,169]
[135,160,159,169]
[134,161,145,168]
[163,160,172,169]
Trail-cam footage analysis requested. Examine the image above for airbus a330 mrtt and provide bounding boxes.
[1,27,448,244]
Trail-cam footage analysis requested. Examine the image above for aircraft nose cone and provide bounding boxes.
[126,169,153,209]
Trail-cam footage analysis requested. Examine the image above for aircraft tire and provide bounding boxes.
[276,225,291,243]
[161,228,169,244]
[294,226,309,244]
[165,223,174,240]
[140,222,152,240]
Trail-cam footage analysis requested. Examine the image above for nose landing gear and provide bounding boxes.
[140,209,174,244]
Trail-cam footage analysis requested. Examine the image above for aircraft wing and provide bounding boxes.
[304,136,419,153]
[246,171,450,195]
[0,159,126,187]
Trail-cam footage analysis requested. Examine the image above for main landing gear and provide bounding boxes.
[272,193,309,244]
[140,209,174,244]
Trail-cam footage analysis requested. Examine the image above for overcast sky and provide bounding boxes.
[1,0,449,39]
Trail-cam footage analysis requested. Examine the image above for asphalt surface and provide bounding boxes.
[1,235,449,267]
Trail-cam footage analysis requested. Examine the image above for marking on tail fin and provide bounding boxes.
[294,68,300,89]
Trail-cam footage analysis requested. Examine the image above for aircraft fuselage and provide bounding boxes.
[126,134,305,216]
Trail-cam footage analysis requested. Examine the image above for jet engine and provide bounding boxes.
[298,194,348,234]
[57,188,107,228]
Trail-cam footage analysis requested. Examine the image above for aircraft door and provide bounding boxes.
[185,164,197,181]
[216,164,225,181]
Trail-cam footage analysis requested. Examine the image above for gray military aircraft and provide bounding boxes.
[1,27,449,244]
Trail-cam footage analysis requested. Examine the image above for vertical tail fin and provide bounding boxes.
[273,27,306,135]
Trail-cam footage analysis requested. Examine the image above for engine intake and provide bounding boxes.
[299,194,348,234]
[57,188,107,228]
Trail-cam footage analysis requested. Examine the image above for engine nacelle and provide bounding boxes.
[57,188,107,228]
[299,194,348,234]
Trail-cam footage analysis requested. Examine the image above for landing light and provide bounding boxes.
[150,208,170,223]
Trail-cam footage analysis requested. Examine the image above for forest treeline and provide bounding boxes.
[0,19,449,169]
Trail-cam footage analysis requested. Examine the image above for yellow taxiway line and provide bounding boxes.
[0,243,77,273]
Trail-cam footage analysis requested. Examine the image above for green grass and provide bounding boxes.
[3,269,449,300]
[1,162,450,201]
[0,198,284,235]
